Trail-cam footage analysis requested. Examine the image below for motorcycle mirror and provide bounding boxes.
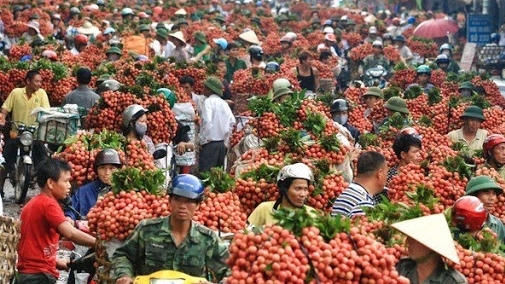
[60,196,84,220]
[60,196,72,206]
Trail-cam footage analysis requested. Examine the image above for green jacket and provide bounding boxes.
[362,54,391,73]
[487,214,505,244]
[447,60,460,74]
[225,58,247,82]
[396,258,467,284]
[111,216,229,281]
[194,43,210,62]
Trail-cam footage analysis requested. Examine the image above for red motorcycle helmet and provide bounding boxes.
[452,196,488,232]
[74,34,88,45]
[483,134,505,158]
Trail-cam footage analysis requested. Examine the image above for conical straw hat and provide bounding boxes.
[174,8,187,15]
[169,31,186,44]
[391,214,460,265]
[239,30,260,45]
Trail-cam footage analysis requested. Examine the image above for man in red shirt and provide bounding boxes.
[17,158,96,284]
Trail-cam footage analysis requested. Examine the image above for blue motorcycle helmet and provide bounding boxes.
[213,38,228,50]
[169,174,205,202]
[20,54,32,62]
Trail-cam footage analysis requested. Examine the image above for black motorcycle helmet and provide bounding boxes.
[330,99,349,114]
[265,61,280,73]
[248,45,264,61]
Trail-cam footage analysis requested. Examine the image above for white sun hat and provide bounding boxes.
[26,20,40,34]
[174,8,187,16]
[391,214,460,265]
[169,31,186,44]
[77,21,100,37]
[239,29,260,45]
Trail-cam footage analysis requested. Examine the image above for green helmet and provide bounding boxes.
[417,65,431,75]
[465,175,503,196]
[460,106,485,121]
[384,96,409,114]
[363,86,383,98]
[459,81,474,91]
[157,88,177,108]
[272,78,292,92]
[106,46,122,55]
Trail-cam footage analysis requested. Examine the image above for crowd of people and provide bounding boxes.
[1,1,505,284]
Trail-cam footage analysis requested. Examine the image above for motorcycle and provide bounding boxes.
[133,270,207,284]
[8,121,40,204]
[361,65,388,89]
[60,197,96,284]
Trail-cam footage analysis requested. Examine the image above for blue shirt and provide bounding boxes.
[343,122,360,142]
[65,179,108,220]
[332,183,375,218]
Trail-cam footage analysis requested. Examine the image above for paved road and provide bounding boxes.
[1,181,38,218]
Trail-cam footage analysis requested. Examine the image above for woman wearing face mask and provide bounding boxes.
[330,99,360,142]
[121,104,155,154]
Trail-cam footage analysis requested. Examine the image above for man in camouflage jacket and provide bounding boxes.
[111,174,229,283]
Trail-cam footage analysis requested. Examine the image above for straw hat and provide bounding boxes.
[77,21,100,37]
[169,31,186,44]
[391,214,460,265]
[175,8,187,16]
[239,30,260,45]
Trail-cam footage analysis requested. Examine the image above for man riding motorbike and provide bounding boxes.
[111,174,229,284]
[359,40,391,79]
[0,69,51,199]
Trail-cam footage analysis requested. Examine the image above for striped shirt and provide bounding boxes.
[332,183,375,218]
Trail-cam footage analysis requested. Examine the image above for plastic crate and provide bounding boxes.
[36,109,80,145]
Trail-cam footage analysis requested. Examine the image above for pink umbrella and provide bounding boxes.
[413,19,459,39]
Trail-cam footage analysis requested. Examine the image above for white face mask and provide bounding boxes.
[442,50,451,57]
[333,114,348,125]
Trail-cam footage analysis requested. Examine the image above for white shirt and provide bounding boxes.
[149,40,175,58]
[200,94,236,148]
[70,47,80,55]
[192,92,205,116]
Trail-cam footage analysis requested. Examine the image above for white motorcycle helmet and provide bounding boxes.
[277,163,314,184]
[285,32,297,41]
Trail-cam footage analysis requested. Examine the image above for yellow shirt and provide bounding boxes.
[247,201,316,227]
[2,87,50,126]
[447,128,488,155]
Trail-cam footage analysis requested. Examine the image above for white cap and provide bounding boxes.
[368,26,377,33]
[323,27,334,34]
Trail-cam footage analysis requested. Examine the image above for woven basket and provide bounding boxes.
[0,216,21,283]
[95,239,115,284]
